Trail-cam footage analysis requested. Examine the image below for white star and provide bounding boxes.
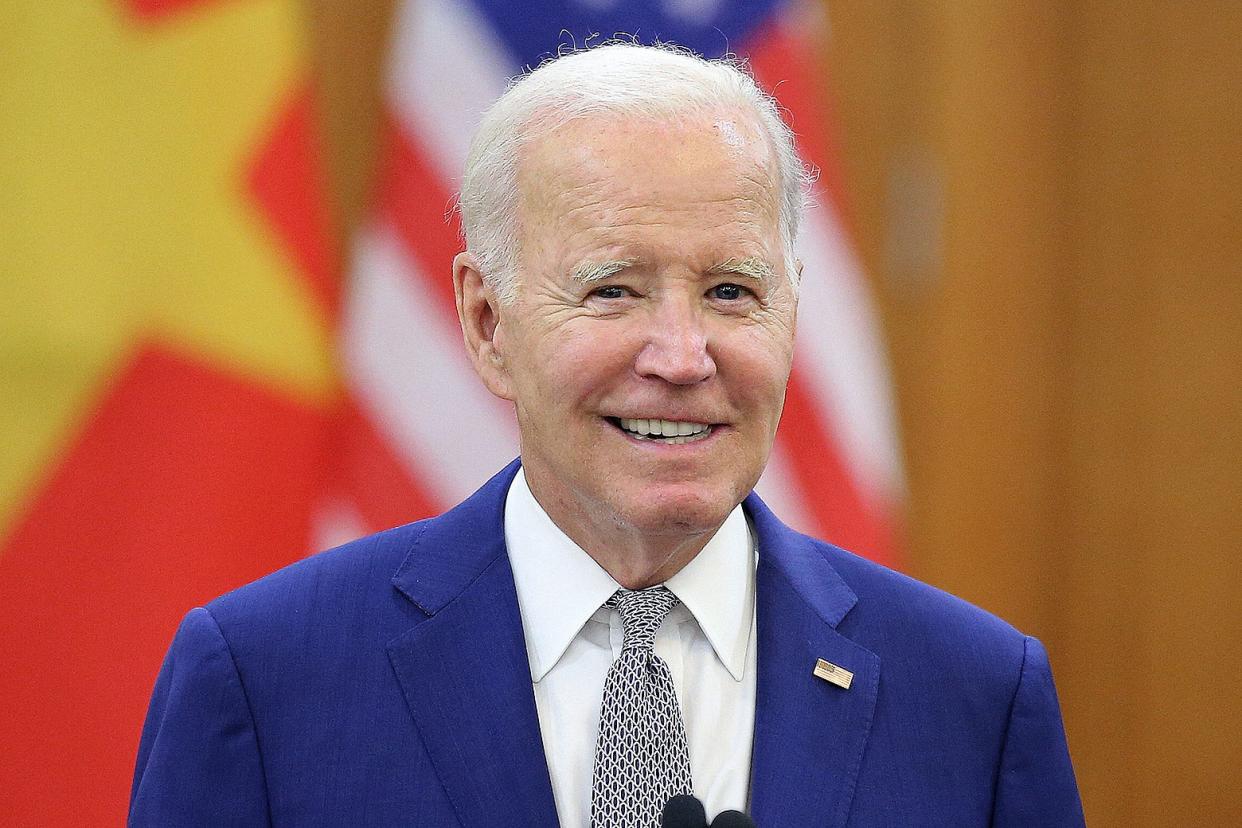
[662,0,724,25]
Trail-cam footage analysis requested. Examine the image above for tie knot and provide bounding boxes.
[607,587,679,651]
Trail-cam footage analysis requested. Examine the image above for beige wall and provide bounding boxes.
[307,2,1242,823]
[825,3,1242,825]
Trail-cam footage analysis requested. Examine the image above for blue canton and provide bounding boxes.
[465,0,789,68]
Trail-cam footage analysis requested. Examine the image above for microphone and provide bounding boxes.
[661,794,757,828]
[710,810,756,828]
[661,794,708,828]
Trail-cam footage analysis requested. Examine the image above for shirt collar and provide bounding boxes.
[664,505,754,681]
[505,469,620,682]
[504,468,754,683]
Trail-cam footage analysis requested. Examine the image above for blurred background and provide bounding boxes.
[2,0,1238,825]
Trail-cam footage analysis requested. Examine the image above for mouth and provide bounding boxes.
[606,416,715,446]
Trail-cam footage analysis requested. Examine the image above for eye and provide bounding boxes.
[709,283,750,301]
[591,284,630,300]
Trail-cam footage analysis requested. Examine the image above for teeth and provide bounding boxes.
[617,418,711,441]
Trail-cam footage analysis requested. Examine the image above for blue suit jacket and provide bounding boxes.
[130,461,1083,826]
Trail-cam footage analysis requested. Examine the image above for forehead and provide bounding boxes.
[515,113,781,260]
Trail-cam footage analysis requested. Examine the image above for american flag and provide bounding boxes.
[325,0,903,566]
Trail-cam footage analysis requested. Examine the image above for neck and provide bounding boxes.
[589,532,713,590]
[522,471,724,590]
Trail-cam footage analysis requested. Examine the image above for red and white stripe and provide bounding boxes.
[327,0,903,566]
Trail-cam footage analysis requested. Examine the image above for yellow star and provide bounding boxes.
[0,0,337,534]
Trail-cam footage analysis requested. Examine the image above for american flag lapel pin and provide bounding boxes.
[813,658,854,690]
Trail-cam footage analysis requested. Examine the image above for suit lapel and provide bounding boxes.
[386,461,559,827]
[745,495,880,828]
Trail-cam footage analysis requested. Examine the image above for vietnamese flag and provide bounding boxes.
[0,0,338,823]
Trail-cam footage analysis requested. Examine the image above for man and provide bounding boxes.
[130,44,1083,826]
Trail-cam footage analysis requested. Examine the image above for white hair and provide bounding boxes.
[458,41,815,303]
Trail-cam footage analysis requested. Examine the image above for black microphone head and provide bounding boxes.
[662,793,708,828]
[709,809,757,828]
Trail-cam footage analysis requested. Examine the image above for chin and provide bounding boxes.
[617,486,740,538]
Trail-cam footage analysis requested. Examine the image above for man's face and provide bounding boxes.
[485,113,797,549]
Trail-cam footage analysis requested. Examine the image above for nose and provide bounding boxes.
[633,298,717,385]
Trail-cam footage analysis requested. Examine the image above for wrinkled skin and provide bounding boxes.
[455,113,798,588]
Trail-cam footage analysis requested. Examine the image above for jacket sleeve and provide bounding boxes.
[129,607,271,827]
[991,635,1085,827]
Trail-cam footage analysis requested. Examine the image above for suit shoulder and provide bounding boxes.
[204,519,430,628]
[812,538,1029,669]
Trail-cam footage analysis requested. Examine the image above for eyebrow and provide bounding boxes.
[706,256,776,283]
[572,259,639,283]
[571,255,776,284]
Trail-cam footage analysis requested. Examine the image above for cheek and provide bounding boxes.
[724,328,794,400]
[512,323,632,406]
[562,321,638,371]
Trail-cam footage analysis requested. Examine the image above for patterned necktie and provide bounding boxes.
[590,587,694,828]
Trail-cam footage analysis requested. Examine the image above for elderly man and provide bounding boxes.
[130,44,1083,827]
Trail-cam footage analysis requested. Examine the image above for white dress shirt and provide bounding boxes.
[504,469,757,827]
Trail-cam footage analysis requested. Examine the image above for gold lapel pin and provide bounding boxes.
[813,658,854,690]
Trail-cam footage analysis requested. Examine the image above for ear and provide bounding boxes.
[453,251,516,401]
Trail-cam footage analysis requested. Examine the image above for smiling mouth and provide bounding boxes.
[607,417,714,445]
